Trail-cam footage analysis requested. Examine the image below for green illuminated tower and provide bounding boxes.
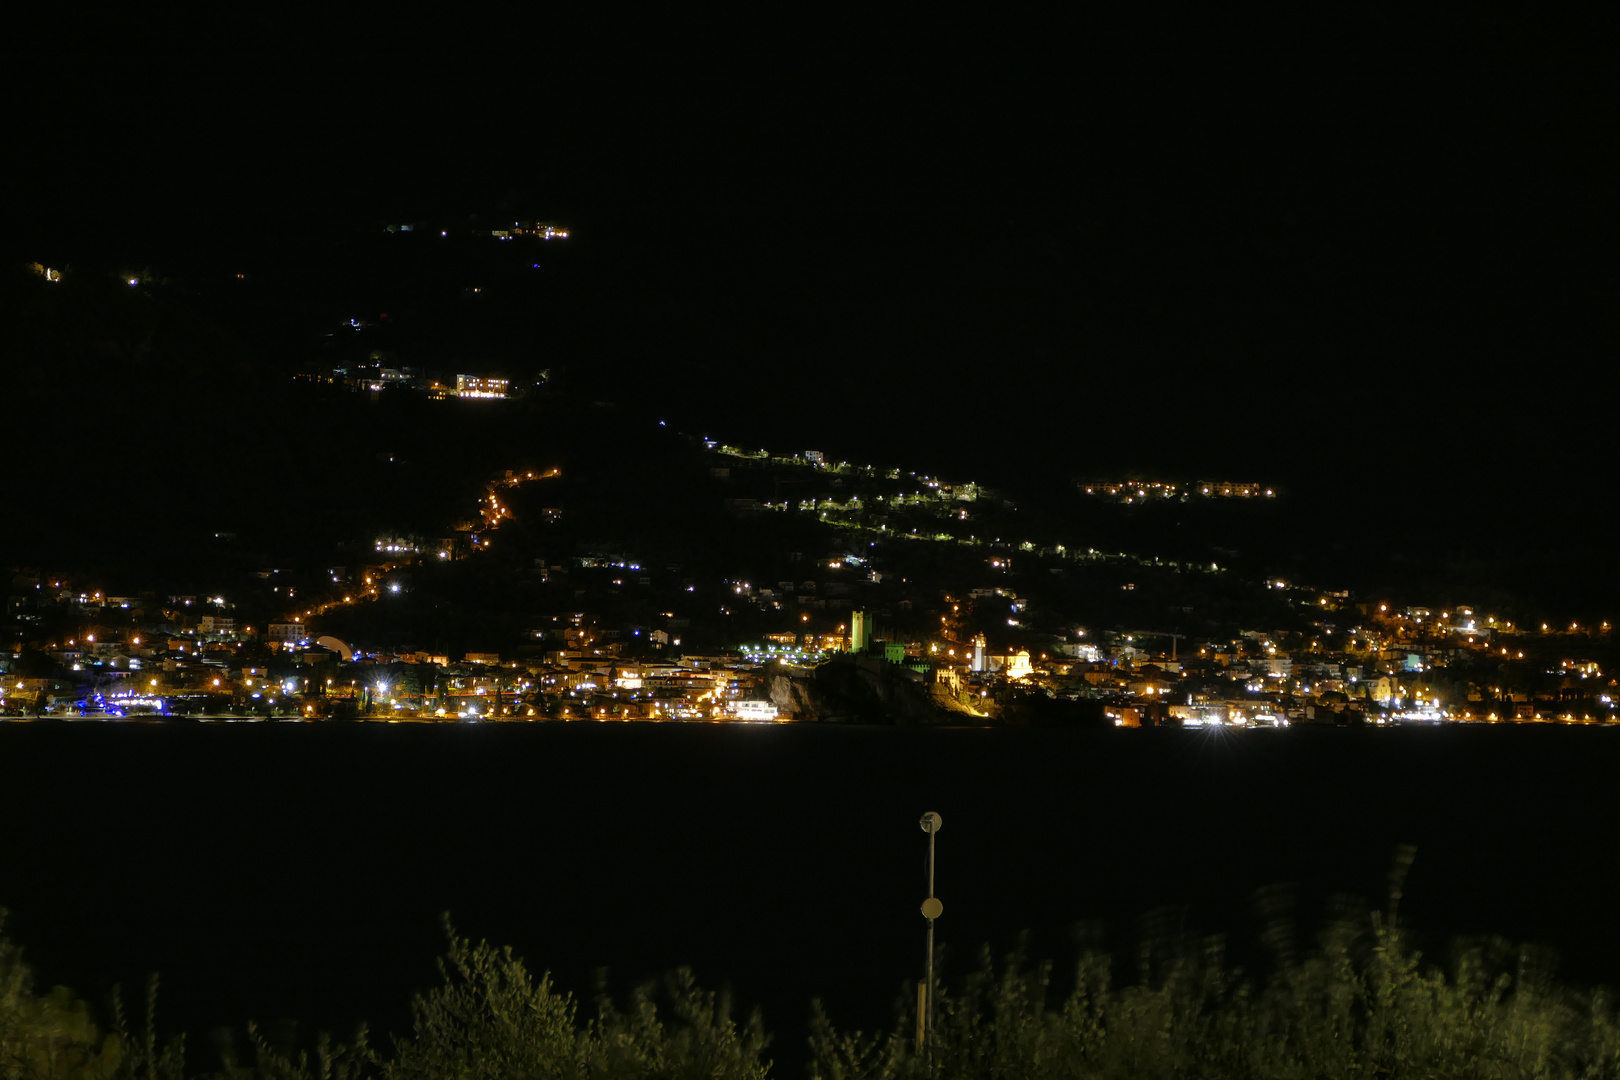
[851,610,870,652]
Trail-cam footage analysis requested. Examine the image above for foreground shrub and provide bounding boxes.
[809,860,1620,1079]
[386,919,768,1080]
[1,913,126,1080]
[1,912,765,1080]
[12,872,1620,1080]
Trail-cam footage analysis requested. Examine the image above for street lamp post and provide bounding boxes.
[918,811,944,1063]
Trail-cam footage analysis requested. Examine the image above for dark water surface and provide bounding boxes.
[2,722,1618,1068]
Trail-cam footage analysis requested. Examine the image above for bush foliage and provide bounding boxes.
[9,877,1620,1080]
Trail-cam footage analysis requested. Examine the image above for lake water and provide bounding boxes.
[2,721,1617,1069]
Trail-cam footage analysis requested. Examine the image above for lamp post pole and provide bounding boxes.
[918,812,944,1064]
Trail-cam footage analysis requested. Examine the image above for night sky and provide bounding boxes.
[7,21,1613,547]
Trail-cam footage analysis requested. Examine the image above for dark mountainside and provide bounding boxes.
[5,39,1616,627]
[4,244,1616,629]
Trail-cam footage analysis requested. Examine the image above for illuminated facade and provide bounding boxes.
[851,610,871,652]
[732,700,780,721]
[456,375,509,399]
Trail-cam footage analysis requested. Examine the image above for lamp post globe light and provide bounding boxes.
[918,811,943,1060]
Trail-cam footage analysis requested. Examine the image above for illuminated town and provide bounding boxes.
[5,431,1614,726]
[9,211,1615,731]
